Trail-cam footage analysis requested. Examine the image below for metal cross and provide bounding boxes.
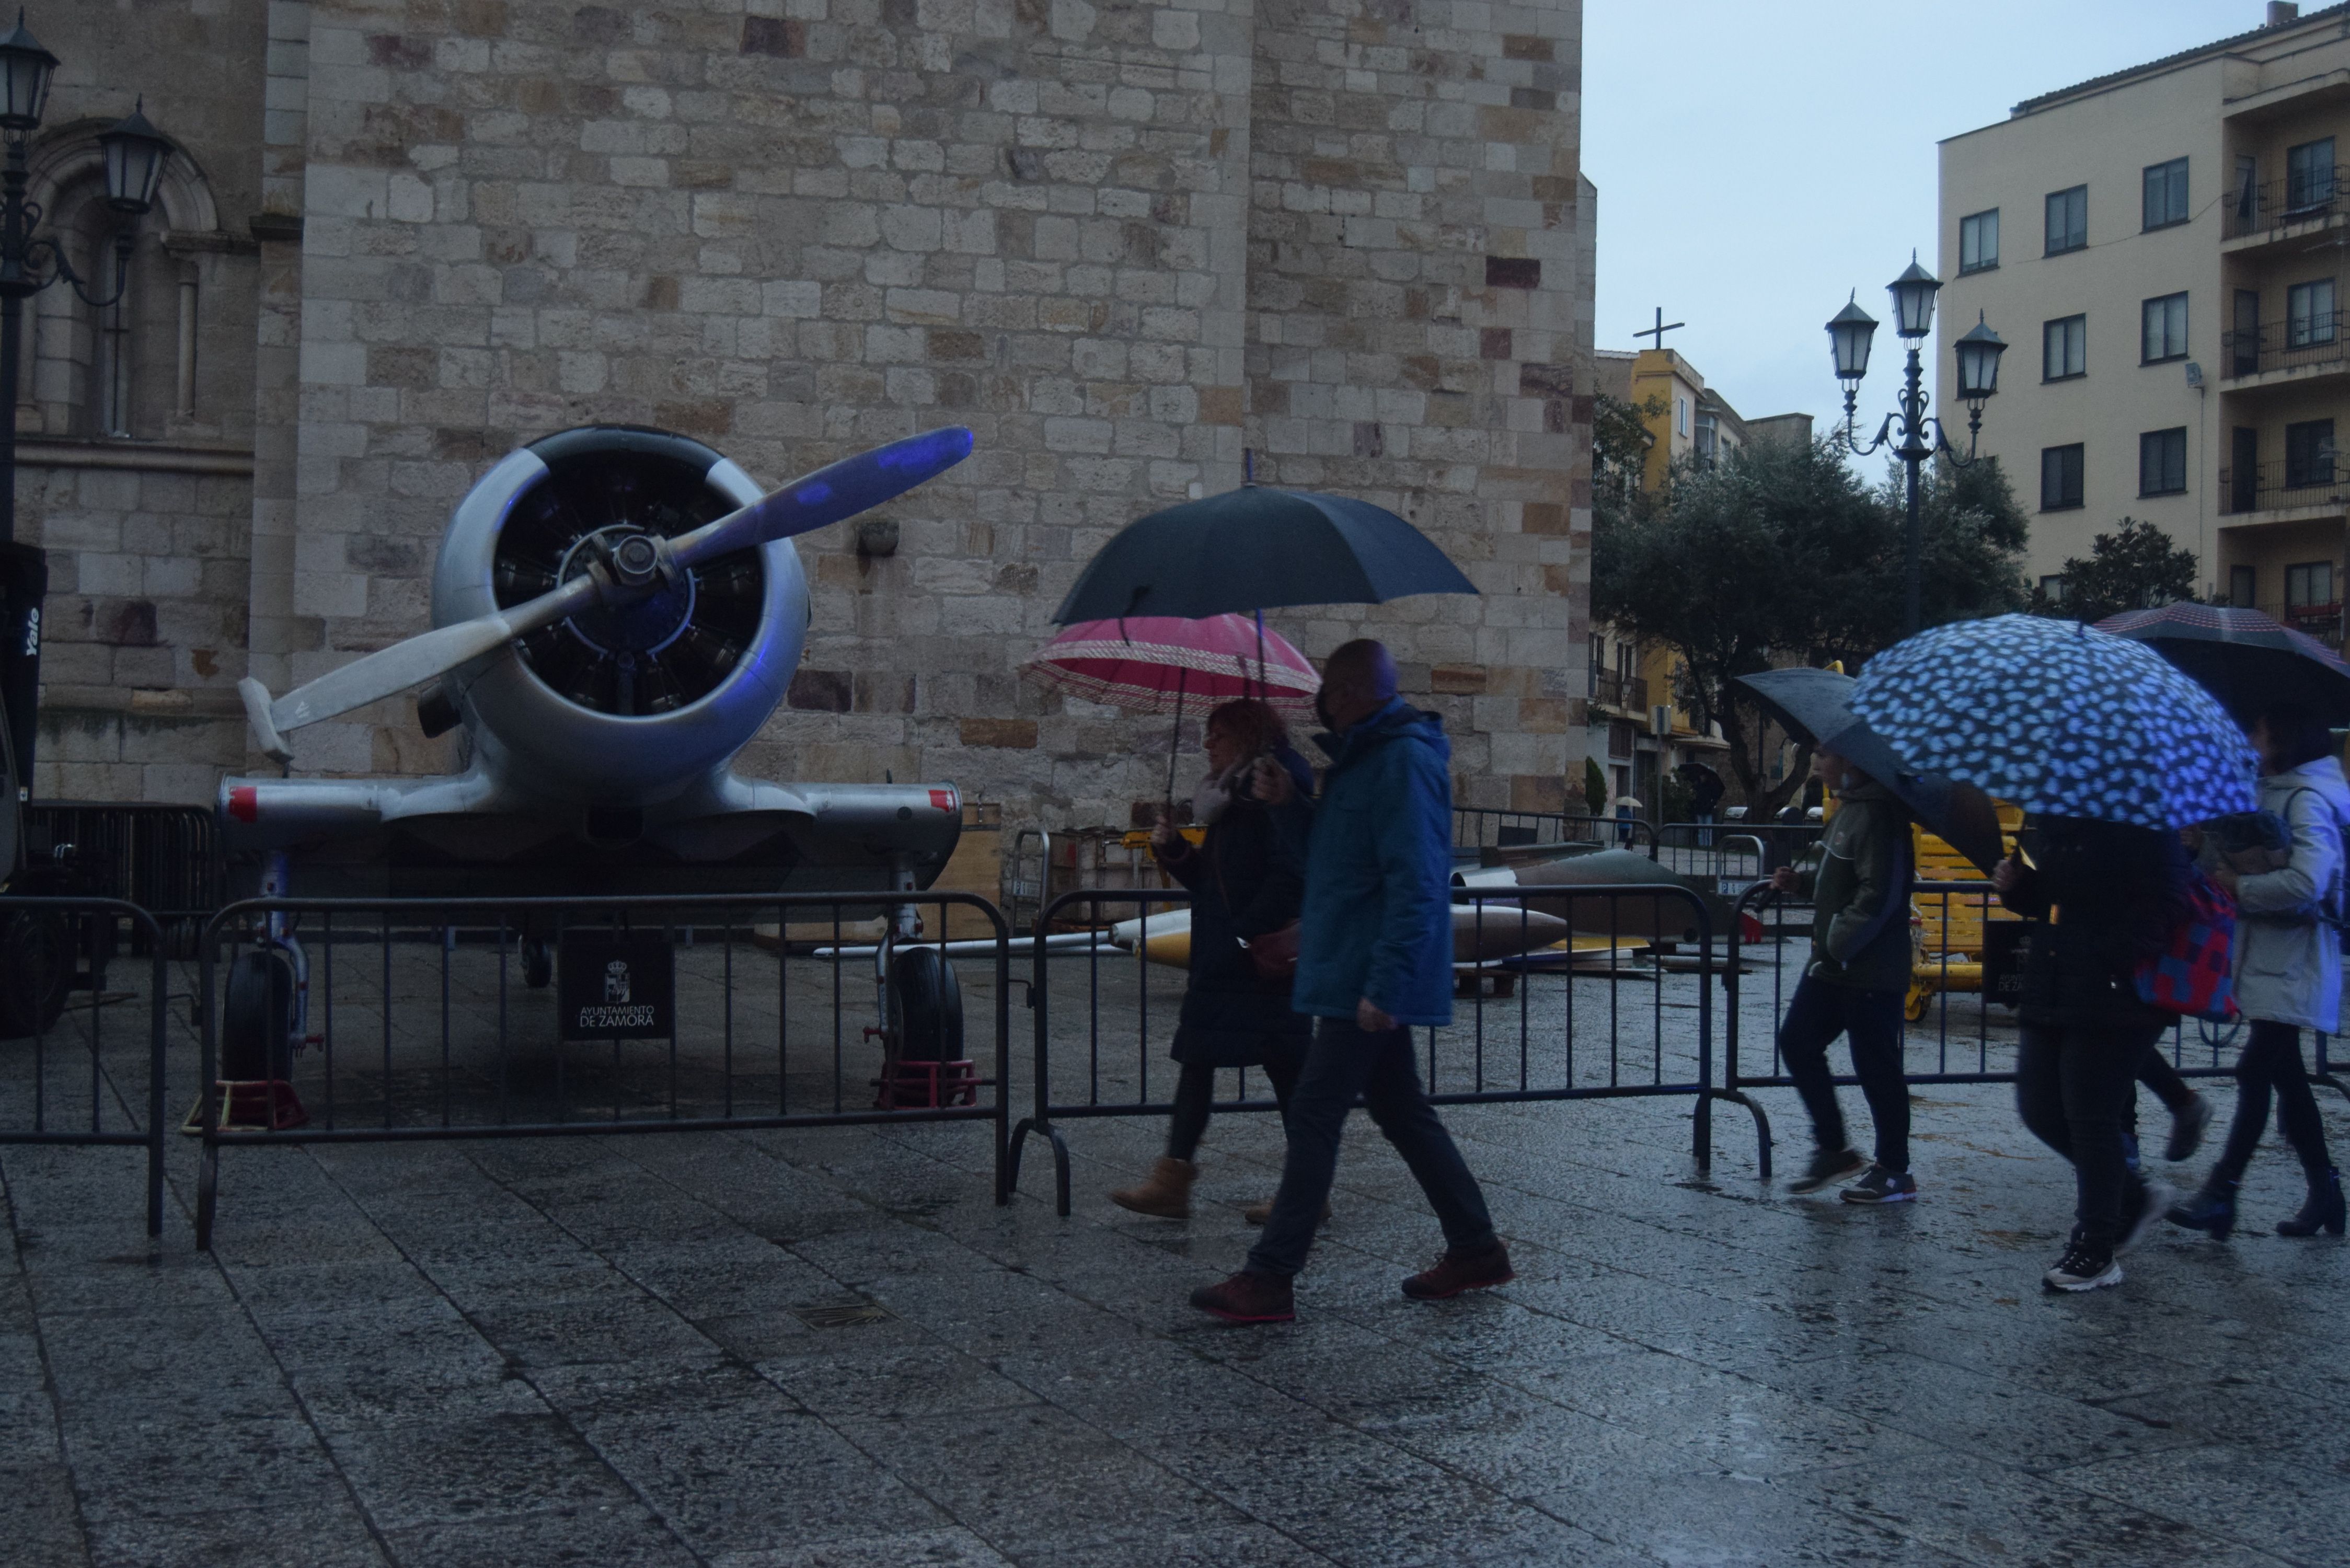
[1634,307,1685,352]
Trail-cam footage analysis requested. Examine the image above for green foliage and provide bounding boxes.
[1583,756,1608,816]
[2027,516,2199,624]
[1592,392,1663,492]
[1593,439,2028,814]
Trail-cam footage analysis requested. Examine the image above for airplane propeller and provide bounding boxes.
[238,426,975,762]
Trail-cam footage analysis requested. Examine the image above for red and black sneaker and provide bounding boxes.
[1189,1270,1296,1324]
[1401,1243,1514,1300]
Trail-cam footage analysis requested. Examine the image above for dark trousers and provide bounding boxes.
[2213,1019,2336,1184]
[1166,1055,1300,1161]
[2017,1022,2161,1250]
[1245,1017,1498,1279]
[2136,1046,2194,1113]
[1778,974,1911,1173]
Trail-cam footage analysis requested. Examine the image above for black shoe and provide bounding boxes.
[2164,1093,2213,1163]
[1788,1147,1867,1195]
[2043,1240,2122,1292]
[2165,1179,2237,1241]
[1840,1165,1918,1204]
[2277,1167,2347,1238]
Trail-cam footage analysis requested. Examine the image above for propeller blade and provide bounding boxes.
[255,571,601,741]
[671,426,973,569]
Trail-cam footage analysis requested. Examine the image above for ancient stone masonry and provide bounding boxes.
[22,0,1589,829]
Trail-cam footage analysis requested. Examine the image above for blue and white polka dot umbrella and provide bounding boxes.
[1848,614,2256,831]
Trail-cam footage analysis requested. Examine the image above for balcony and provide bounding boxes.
[2218,457,2347,516]
[2221,310,2349,385]
[2265,599,2345,644]
[2222,168,2350,246]
[1588,670,1648,713]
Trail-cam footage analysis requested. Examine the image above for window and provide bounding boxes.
[2141,292,2189,363]
[2139,428,2187,496]
[2288,560,2336,608]
[1693,413,1719,465]
[2045,185,2088,255]
[2230,564,2256,608]
[2042,315,2087,381]
[1960,209,1999,273]
[2286,419,2336,488]
[2142,157,2189,230]
[2288,278,2336,348]
[2236,153,2259,228]
[2288,136,2336,211]
[2039,574,2069,604]
[1675,397,1689,436]
[2040,444,2085,511]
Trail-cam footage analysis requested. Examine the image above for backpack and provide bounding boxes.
[2250,787,2350,957]
[2132,871,2241,1022]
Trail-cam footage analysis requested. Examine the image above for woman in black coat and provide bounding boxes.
[1994,815,2194,1293]
[1111,700,1312,1219]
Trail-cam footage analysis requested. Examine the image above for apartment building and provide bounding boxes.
[1940,1,2350,643]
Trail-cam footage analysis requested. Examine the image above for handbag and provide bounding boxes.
[2131,871,2239,1022]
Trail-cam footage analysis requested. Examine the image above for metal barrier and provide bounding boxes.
[1006,885,1762,1216]
[0,895,169,1236]
[1721,880,2300,1180]
[25,801,221,949]
[192,891,1011,1248]
[1655,821,1822,889]
[1454,808,1659,855]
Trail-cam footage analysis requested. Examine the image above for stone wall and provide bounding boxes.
[29,0,1591,830]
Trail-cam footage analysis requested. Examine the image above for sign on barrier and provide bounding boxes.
[193,891,1012,1249]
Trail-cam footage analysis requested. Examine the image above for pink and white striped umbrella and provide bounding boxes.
[1020,615,1320,715]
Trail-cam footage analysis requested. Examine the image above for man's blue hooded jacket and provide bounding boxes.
[1275,696,1455,1028]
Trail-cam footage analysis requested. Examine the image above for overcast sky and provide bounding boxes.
[1582,0,2272,430]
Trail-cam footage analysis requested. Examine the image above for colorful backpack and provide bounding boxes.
[2132,872,2239,1022]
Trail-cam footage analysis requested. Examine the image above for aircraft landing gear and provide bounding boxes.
[220,948,296,1080]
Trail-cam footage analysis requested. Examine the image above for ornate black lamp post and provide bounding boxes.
[1827,255,2007,636]
[0,10,173,798]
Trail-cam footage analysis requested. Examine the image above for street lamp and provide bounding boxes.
[0,10,172,801]
[1828,255,2006,636]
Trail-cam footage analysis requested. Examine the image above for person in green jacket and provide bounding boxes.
[1768,745,1918,1202]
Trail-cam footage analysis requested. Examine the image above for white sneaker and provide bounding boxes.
[2121,1180,2174,1254]
[2043,1241,2123,1292]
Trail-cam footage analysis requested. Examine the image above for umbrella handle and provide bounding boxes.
[1166,665,1186,812]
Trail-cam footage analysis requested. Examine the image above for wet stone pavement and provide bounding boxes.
[3,1057,2346,1566]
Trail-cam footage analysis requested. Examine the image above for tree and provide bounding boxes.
[1582,756,1607,816]
[1593,439,2027,816]
[1591,391,1662,496]
[2027,516,2198,624]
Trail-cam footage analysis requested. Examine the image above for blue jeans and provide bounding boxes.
[1245,1017,1499,1278]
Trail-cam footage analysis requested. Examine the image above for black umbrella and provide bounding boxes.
[2094,603,2350,724]
[1053,486,1478,622]
[1673,762,1722,782]
[1736,666,2006,875]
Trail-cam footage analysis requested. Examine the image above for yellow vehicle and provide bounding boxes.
[1904,804,2025,1022]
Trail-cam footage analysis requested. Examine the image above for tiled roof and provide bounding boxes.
[2011,3,2350,116]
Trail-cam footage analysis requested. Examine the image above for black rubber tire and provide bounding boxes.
[887,948,963,1063]
[221,949,295,1081]
[523,938,553,989]
[0,909,70,1040]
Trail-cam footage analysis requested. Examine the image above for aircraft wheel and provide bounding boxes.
[887,948,964,1063]
[0,908,71,1040]
[221,949,295,1080]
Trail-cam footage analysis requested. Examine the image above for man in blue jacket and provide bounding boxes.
[1189,640,1511,1324]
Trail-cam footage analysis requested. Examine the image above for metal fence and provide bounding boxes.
[22,801,220,952]
[191,891,1011,1248]
[1720,880,2312,1180]
[0,896,169,1235]
[1007,885,1762,1216]
[1454,808,1658,855]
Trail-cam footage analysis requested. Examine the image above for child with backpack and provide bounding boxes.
[2169,701,2347,1240]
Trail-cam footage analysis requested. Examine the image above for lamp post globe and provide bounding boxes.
[98,99,171,214]
[0,11,55,133]
[1887,256,1941,340]
[1955,311,2007,404]
[1827,296,1877,386]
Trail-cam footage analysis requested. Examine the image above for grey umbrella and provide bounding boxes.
[1736,666,2006,875]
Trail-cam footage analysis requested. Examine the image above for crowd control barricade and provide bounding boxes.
[24,801,221,954]
[1721,880,2278,1180]
[1453,809,1658,856]
[0,896,170,1235]
[1654,822,1825,892]
[192,891,1011,1248]
[1007,885,1763,1216]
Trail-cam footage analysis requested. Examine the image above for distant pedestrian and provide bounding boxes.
[1687,766,1726,848]
[1188,640,1511,1324]
[1110,700,1313,1220]
[1995,818,2195,1290]
[1768,745,1918,1203]
[2170,702,2346,1239]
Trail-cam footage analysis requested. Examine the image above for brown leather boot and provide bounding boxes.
[1110,1157,1195,1218]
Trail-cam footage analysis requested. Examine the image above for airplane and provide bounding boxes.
[215,423,977,1083]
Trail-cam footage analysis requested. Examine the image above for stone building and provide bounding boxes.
[24,0,1592,831]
